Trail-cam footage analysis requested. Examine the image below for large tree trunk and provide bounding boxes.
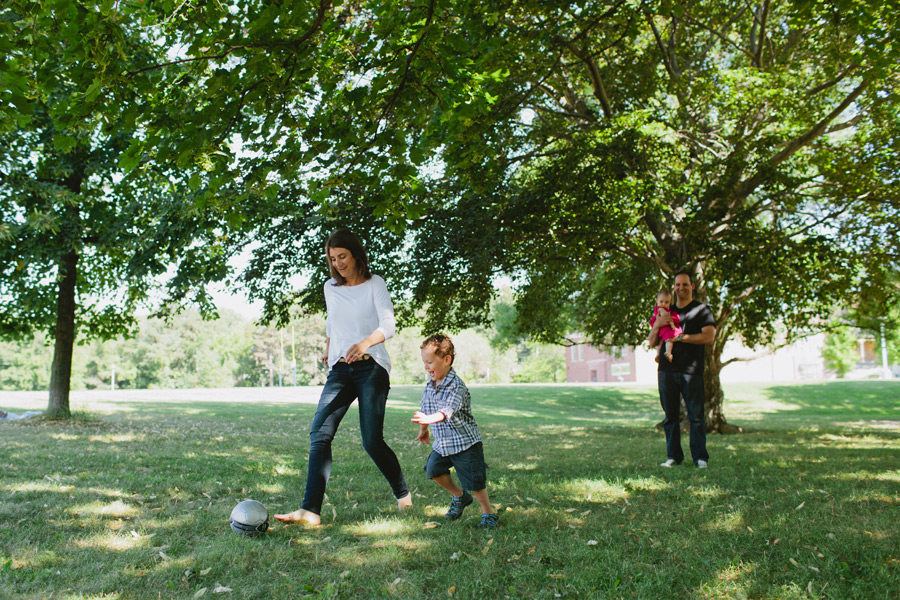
[47,249,78,419]
[704,340,742,433]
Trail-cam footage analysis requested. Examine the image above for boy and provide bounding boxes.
[411,334,499,529]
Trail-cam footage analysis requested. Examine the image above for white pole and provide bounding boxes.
[881,323,892,380]
[111,365,116,391]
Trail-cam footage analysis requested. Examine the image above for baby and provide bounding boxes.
[650,289,683,363]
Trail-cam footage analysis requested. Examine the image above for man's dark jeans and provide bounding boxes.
[658,370,709,465]
[301,359,408,514]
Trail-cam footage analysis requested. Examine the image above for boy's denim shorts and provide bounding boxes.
[424,442,487,492]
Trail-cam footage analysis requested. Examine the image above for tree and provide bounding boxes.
[0,2,234,417]
[0,333,52,391]
[821,328,861,378]
[289,0,897,431]
[159,1,898,431]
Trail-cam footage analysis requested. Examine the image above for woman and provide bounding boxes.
[275,229,411,526]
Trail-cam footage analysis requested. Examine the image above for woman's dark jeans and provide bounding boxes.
[301,359,408,514]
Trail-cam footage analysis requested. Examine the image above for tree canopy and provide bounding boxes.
[2,1,898,426]
[1,1,238,416]
[232,0,900,430]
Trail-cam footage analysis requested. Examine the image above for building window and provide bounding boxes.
[570,346,580,362]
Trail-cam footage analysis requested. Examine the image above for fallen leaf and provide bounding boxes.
[548,573,565,579]
[581,510,591,516]
[450,552,460,560]
[447,585,456,596]
[587,540,599,546]
[795,502,805,510]
[194,589,207,598]
[565,508,576,513]
[808,566,819,572]
[482,538,494,556]
[200,568,212,576]
[807,582,814,595]
[423,522,441,529]
[773,539,780,545]
[159,551,170,561]
[525,546,536,555]
[789,558,800,567]
[340,570,350,578]
[747,526,754,533]
[392,577,402,585]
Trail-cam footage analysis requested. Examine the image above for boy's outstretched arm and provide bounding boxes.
[412,410,446,425]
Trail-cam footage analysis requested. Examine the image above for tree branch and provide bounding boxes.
[213,80,266,146]
[125,0,332,76]
[680,12,756,63]
[736,76,872,199]
[753,0,771,68]
[806,64,858,97]
[646,13,680,83]
[769,77,871,166]
[563,41,613,118]
[375,0,436,134]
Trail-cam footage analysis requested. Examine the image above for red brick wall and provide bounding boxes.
[565,344,637,383]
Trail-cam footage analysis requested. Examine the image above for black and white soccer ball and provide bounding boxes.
[229,499,269,536]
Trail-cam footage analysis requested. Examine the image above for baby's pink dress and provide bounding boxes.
[650,306,683,341]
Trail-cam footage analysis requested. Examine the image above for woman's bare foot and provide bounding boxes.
[274,508,321,526]
[397,493,413,512]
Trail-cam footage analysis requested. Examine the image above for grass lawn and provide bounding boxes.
[1,381,898,599]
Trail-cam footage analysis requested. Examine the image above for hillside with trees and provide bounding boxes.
[0,306,565,391]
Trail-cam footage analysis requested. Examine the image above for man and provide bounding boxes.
[648,271,716,468]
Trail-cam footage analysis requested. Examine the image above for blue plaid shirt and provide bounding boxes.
[421,368,481,457]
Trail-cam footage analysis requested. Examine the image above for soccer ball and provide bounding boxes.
[229,499,269,536]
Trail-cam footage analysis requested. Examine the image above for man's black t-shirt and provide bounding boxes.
[658,300,715,375]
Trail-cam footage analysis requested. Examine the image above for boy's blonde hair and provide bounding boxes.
[657,289,672,300]
[421,333,456,365]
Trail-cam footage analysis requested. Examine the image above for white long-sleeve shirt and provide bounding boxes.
[324,275,396,374]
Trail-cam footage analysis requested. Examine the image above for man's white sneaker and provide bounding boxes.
[660,459,677,467]
[697,460,708,469]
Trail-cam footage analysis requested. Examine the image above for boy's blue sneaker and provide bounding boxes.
[477,513,499,529]
[444,492,473,520]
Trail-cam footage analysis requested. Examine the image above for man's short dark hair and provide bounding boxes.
[674,270,694,282]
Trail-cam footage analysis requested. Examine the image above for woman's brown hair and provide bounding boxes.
[325,229,372,285]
